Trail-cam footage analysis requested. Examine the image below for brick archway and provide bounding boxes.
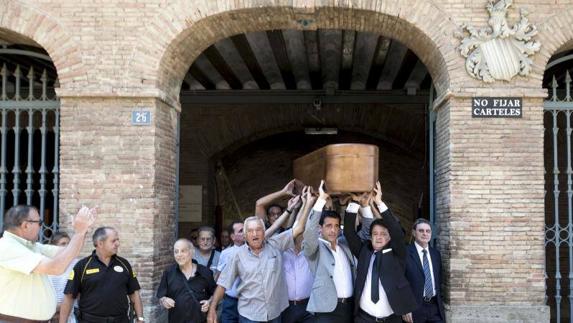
[0,1,84,93]
[139,1,457,107]
[536,8,573,80]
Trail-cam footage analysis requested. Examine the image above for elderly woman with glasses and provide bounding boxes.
[157,239,216,323]
[193,226,220,275]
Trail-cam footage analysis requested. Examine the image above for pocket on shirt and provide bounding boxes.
[266,257,279,271]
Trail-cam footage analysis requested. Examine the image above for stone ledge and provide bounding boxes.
[447,304,550,323]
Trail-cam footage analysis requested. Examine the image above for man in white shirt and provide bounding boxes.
[343,182,417,323]
[403,218,445,323]
[215,220,244,323]
[0,205,96,322]
[302,181,356,323]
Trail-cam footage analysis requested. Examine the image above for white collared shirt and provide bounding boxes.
[314,198,353,298]
[414,242,436,296]
[359,252,394,318]
[327,240,354,298]
[217,244,241,297]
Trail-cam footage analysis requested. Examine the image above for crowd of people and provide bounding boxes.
[0,179,445,323]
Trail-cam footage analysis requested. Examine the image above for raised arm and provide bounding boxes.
[303,181,328,258]
[343,204,362,257]
[373,181,406,260]
[353,191,375,241]
[293,186,316,239]
[255,179,297,221]
[265,195,300,237]
[34,206,96,275]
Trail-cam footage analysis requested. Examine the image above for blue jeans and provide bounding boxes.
[221,295,240,323]
[239,315,281,323]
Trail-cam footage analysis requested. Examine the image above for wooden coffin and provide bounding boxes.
[293,144,379,193]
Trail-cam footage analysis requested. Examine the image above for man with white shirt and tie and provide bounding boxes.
[343,182,417,323]
[403,218,446,323]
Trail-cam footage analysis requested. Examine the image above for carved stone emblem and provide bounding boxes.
[457,0,540,82]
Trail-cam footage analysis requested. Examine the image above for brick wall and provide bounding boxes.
[435,95,547,321]
[2,1,571,321]
[58,97,177,320]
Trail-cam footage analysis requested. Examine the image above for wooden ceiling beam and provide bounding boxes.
[282,30,311,90]
[319,29,342,90]
[245,31,286,89]
[213,38,258,89]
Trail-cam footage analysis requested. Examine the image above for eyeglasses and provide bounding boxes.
[26,219,44,225]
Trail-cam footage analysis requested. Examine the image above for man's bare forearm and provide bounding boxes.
[59,294,74,323]
[34,231,87,275]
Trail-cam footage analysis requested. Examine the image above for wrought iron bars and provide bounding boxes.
[545,70,573,323]
[0,63,59,240]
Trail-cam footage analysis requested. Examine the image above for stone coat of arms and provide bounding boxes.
[457,0,541,82]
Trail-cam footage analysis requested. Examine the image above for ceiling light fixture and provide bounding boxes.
[304,127,338,135]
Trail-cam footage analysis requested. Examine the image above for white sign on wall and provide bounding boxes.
[179,185,203,222]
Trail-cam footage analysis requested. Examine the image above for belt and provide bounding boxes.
[423,296,437,304]
[76,311,128,323]
[0,313,48,323]
[224,294,238,300]
[359,309,396,322]
[337,296,354,304]
[289,298,309,306]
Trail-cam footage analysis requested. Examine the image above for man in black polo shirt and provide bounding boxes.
[59,226,144,323]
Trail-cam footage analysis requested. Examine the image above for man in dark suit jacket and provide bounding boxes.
[403,218,446,323]
[343,182,417,323]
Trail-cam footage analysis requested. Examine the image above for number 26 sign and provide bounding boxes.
[131,110,152,126]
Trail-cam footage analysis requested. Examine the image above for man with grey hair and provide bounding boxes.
[207,197,305,323]
[59,227,144,323]
[0,205,96,322]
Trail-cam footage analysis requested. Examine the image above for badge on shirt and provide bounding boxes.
[68,270,75,280]
[114,265,124,273]
[86,268,100,275]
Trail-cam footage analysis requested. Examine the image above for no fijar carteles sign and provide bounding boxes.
[472,97,522,118]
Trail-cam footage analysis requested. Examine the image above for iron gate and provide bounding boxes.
[0,48,60,242]
[545,62,573,322]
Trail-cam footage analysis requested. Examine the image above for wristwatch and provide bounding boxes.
[137,317,145,322]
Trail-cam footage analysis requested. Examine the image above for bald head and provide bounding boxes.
[174,238,194,251]
[173,238,195,266]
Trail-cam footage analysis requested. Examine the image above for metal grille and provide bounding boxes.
[545,70,573,323]
[0,60,60,242]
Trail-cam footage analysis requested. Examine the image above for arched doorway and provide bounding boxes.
[153,4,453,321]
[0,29,60,242]
[176,28,436,244]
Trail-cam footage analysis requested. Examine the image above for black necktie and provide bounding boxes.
[371,251,382,303]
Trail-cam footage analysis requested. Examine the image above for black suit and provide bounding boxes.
[405,243,446,323]
[344,208,418,321]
